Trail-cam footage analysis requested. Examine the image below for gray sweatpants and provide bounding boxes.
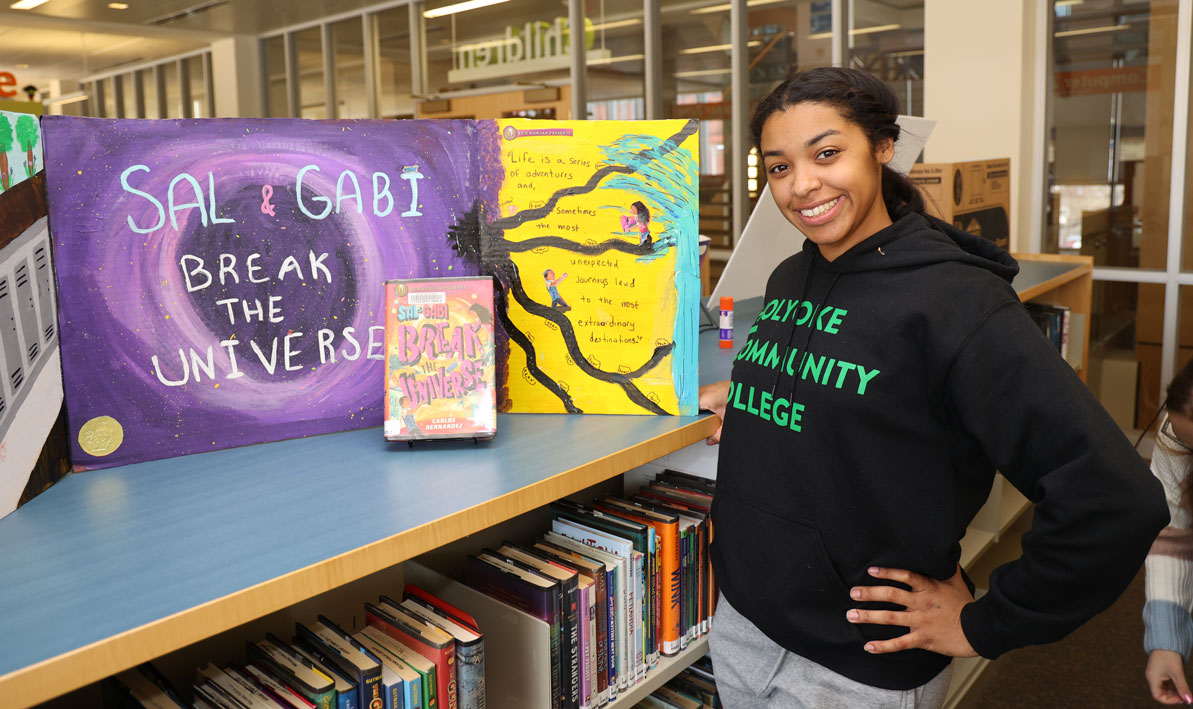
[709,593,953,709]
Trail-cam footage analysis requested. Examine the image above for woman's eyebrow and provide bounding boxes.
[805,129,841,147]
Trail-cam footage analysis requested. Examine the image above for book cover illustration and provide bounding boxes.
[384,276,496,442]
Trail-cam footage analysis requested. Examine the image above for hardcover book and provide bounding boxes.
[384,276,496,442]
[398,589,486,709]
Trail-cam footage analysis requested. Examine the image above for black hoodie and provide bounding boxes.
[710,211,1167,690]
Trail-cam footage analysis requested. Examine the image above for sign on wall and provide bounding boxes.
[42,117,699,470]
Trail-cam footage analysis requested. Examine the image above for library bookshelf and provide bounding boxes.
[0,253,1092,708]
[0,411,720,707]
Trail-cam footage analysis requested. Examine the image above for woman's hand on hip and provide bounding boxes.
[698,380,731,444]
[846,564,978,658]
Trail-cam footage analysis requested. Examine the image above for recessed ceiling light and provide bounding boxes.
[10,0,50,10]
[423,0,508,19]
[1054,23,1130,37]
[108,2,130,8]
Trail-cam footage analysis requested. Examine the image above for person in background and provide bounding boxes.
[699,67,1167,708]
[1144,359,1193,705]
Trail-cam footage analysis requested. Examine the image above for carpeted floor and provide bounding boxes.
[957,570,1160,708]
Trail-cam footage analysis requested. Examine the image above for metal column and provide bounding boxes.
[283,31,300,117]
[569,0,587,119]
[730,0,748,243]
[321,23,338,119]
[644,0,662,120]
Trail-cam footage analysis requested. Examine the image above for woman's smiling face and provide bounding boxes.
[760,102,895,261]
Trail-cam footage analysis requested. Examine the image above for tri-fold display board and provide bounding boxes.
[40,117,700,470]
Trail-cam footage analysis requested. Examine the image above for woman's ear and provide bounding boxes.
[875,137,895,166]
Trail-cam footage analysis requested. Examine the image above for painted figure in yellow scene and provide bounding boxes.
[620,200,652,248]
[543,269,571,312]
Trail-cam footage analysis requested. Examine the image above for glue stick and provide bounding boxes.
[719,297,734,349]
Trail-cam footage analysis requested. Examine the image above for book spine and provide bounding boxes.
[592,568,610,705]
[691,527,700,641]
[609,563,623,695]
[663,520,681,655]
[456,640,485,709]
[313,689,335,709]
[651,528,661,666]
[565,578,580,709]
[394,679,408,709]
[578,583,591,709]
[363,610,439,709]
[408,668,422,709]
[645,528,657,667]
[633,550,645,683]
[546,588,562,709]
[679,529,691,648]
[442,641,458,709]
[703,520,712,635]
[362,673,383,709]
[624,555,637,686]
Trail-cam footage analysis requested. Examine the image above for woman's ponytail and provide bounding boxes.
[881,164,925,218]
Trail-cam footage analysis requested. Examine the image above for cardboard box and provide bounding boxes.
[909,158,1011,249]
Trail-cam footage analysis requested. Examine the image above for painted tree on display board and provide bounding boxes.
[0,113,12,191]
[15,115,39,179]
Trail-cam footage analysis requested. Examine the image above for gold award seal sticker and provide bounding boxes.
[78,416,124,457]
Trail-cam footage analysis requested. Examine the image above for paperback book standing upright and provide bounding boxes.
[384,276,497,442]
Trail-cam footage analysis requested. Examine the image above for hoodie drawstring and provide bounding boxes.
[768,256,842,408]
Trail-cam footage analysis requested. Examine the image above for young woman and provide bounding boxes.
[1144,360,1193,705]
[699,67,1167,707]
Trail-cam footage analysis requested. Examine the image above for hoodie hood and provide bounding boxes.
[805,210,1019,283]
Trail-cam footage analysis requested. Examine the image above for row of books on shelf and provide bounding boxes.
[103,468,717,709]
[632,656,721,709]
[1024,302,1072,361]
[107,585,482,709]
[466,466,717,709]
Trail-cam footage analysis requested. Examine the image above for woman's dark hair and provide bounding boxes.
[750,67,924,217]
[631,201,650,225]
[1161,357,1193,510]
[469,302,492,325]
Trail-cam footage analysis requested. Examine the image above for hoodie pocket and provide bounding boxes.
[713,488,862,651]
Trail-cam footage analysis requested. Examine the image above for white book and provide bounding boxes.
[557,517,646,685]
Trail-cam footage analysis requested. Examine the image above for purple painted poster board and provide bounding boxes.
[43,117,498,470]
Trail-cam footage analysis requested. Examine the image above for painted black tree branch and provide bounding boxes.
[504,262,671,415]
[491,262,582,413]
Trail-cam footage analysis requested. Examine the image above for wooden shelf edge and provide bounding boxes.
[999,483,1031,536]
[960,528,996,569]
[944,655,991,709]
[1011,253,1093,303]
[0,417,720,709]
[609,637,710,708]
